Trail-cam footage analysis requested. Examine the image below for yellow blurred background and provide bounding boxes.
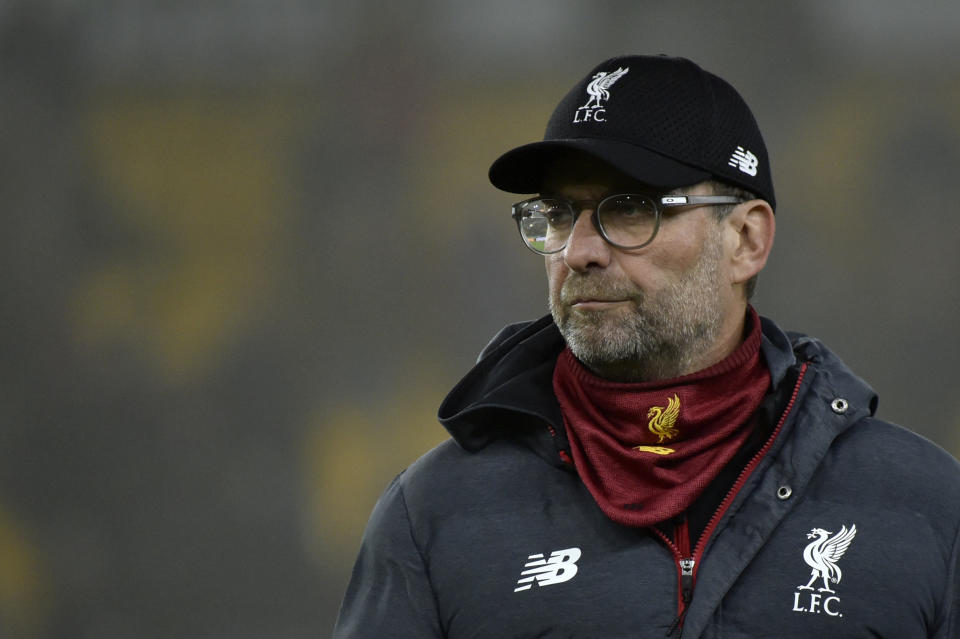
[1,2,959,636]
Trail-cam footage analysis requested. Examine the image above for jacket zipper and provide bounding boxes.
[655,518,694,636]
[660,362,809,637]
[674,517,694,608]
[694,362,810,560]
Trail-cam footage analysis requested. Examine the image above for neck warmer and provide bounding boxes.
[552,308,770,527]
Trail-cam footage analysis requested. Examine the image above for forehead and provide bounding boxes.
[540,154,655,195]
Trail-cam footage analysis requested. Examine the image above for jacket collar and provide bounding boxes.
[437,314,564,456]
[438,312,878,458]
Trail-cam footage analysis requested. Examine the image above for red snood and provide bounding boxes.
[552,308,770,527]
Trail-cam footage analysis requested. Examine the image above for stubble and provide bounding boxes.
[549,229,726,382]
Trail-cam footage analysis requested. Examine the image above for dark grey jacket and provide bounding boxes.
[334,315,960,638]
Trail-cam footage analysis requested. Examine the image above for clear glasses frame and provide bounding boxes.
[510,193,744,255]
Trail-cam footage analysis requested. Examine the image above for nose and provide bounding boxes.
[562,209,611,271]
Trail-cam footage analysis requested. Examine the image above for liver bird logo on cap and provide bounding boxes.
[579,67,630,110]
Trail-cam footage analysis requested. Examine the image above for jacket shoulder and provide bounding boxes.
[837,417,960,472]
[839,416,960,480]
[399,436,544,511]
[822,416,960,531]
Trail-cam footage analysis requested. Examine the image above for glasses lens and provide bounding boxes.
[517,199,572,254]
[597,195,657,248]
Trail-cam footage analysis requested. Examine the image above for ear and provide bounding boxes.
[724,199,775,288]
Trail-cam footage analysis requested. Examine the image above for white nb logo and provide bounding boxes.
[513,547,581,592]
[728,146,759,176]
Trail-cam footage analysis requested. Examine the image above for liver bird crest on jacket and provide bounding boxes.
[647,394,680,443]
[798,524,857,593]
[579,67,629,110]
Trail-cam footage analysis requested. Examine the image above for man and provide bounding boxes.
[334,55,960,638]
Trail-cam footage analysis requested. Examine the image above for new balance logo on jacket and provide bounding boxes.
[513,547,581,592]
[512,526,859,625]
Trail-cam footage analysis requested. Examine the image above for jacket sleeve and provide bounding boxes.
[932,513,960,638]
[333,473,444,638]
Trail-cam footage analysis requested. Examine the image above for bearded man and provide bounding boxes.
[334,55,960,638]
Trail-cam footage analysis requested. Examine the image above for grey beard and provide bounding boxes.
[549,233,725,382]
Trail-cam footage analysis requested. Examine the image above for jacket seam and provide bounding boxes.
[397,478,445,633]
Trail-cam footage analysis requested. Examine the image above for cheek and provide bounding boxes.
[663,227,705,261]
[646,229,710,275]
[545,256,564,292]
[615,245,697,292]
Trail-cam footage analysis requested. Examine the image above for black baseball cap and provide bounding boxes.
[488,54,775,209]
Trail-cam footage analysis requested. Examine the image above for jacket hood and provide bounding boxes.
[437,315,565,456]
[438,313,878,460]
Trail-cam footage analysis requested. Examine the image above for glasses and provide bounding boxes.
[510,193,744,255]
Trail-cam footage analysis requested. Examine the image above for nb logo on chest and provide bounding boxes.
[513,547,581,592]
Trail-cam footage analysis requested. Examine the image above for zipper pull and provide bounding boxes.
[667,558,696,636]
[679,558,695,603]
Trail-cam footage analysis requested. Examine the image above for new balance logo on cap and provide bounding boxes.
[513,547,581,592]
[729,146,759,176]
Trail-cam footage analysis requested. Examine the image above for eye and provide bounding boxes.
[530,201,572,229]
[601,195,656,224]
[544,208,572,227]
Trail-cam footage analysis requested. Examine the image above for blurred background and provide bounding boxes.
[1,1,959,636]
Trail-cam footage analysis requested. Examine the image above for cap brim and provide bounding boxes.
[488,138,712,194]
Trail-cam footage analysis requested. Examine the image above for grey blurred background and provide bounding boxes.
[1,1,959,637]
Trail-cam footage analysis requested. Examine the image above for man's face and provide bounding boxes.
[543,157,739,382]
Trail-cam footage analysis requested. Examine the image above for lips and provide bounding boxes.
[569,299,631,311]
[572,298,626,304]
[559,275,640,307]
